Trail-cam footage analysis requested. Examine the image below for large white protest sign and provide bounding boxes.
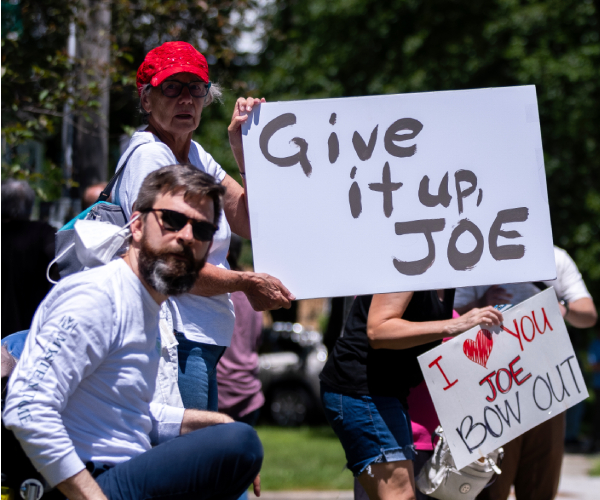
[242,86,555,299]
[418,288,588,470]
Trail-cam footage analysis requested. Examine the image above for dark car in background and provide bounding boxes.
[258,322,328,426]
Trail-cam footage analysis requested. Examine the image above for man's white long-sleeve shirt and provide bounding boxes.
[3,259,185,487]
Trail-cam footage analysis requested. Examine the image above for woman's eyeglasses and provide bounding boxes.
[143,208,218,241]
[160,80,212,98]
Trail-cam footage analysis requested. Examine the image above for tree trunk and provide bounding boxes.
[72,0,111,194]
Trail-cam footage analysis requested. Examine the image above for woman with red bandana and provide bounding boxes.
[113,41,294,412]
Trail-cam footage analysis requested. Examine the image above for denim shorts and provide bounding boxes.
[321,384,415,477]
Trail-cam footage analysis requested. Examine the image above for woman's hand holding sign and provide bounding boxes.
[444,306,504,337]
[367,292,503,351]
[228,97,266,174]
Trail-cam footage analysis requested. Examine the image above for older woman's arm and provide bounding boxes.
[367,292,503,350]
[191,263,294,311]
[221,174,251,239]
[187,95,293,311]
[225,97,265,238]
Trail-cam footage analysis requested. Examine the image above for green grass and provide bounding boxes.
[255,426,353,491]
[590,459,600,476]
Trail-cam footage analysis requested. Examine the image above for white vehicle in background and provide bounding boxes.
[258,322,328,427]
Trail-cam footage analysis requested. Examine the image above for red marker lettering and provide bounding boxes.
[532,308,553,334]
[428,355,458,391]
[496,368,513,394]
[501,320,523,351]
[509,355,532,386]
[479,371,498,402]
[520,315,535,342]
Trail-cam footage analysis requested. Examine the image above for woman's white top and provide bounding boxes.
[114,131,235,346]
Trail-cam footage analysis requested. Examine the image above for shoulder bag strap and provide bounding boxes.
[96,143,144,203]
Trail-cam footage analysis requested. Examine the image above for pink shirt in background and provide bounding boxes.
[407,310,459,450]
[217,291,265,418]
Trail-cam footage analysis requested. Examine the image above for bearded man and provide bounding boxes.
[3,164,263,500]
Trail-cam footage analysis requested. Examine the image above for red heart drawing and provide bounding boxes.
[463,329,494,368]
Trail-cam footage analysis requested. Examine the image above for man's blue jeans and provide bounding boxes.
[95,423,263,500]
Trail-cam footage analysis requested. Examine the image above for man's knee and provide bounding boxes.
[186,422,263,472]
[219,422,264,467]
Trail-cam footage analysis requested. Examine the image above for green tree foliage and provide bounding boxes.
[1,0,257,197]
[1,0,79,198]
[251,0,600,299]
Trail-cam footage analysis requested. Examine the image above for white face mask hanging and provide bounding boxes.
[47,215,140,284]
[74,216,139,268]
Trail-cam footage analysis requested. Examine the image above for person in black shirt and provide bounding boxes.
[320,290,502,500]
[1,179,56,337]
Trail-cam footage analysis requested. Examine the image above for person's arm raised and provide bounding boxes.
[224,97,266,239]
[191,263,294,311]
[197,97,293,310]
[367,292,503,350]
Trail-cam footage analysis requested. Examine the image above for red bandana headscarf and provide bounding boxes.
[136,41,209,96]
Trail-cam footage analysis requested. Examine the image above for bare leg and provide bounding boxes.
[357,460,416,500]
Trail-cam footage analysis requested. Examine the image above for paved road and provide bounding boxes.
[252,453,600,500]
[549,453,600,500]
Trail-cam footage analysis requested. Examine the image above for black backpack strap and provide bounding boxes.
[96,143,144,203]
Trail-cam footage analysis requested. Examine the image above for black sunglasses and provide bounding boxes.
[160,80,212,98]
[143,208,217,242]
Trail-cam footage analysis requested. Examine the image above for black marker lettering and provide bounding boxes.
[352,125,378,161]
[418,173,452,208]
[349,182,362,219]
[259,113,313,177]
[483,406,503,438]
[384,118,423,158]
[495,391,522,426]
[368,162,403,218]
[454,170,478,215]
[393,219,445,276]
[328,114,339,164]
[533,375,553,411]
[489,207,529,261]
[560,355,581,394]
[447,219,484,271]
[456,415,487,454]
[547,365,570,402]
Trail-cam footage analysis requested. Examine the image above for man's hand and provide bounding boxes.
[253,473,261,497]
[242,272,295,311]
[444,306,504,336]
[180,409,234,435]
[228,97,266,172]
[481,285,513,307]
[56,469,108,500]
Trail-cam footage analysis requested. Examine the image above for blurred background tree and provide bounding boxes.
[248,0,600,303]
[1,0,256,208]
[1,0,598,299]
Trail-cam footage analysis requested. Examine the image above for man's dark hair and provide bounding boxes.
[1,179,35,221]
[135,164,225,226]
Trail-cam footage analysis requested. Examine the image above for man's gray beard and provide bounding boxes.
[138,235,206,296]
